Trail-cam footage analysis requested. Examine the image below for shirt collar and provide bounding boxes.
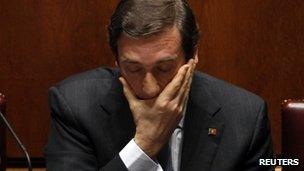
[178,96,188,129]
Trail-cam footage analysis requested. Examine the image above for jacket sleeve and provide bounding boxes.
[242,101,275,171]
[44,87,128,171]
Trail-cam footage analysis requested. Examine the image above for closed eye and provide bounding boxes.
[126,65,143,73]
[156,62,174,73]
[157,65,172,72]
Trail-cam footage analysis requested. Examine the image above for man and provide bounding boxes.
[45,0,274,170]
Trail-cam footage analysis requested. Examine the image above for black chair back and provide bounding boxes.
[281,99,304,171]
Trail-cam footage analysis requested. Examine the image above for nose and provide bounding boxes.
[142,72,160,99]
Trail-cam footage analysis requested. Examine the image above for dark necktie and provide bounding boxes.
[157,143,170,170]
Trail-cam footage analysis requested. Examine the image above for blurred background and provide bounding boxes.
[0,0,303,168]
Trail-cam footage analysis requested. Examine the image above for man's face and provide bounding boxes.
[117,26,186,100]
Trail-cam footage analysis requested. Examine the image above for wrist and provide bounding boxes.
[134,134,161,160]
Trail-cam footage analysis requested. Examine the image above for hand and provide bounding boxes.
[119,57,198,159]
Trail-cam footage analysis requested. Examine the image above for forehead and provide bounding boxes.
[117,26,182,61]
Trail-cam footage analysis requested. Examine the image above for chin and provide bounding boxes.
[136,95,158,100]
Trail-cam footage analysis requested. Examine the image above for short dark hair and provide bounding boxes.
[108,0,200,61]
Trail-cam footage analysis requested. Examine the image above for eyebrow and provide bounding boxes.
[120,57,140,64]
[156,56,178,64]
[120,55,178,64]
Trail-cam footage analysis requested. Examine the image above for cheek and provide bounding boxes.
[121,71,142,89]
[158,61,185,90]
[155,69,178,90]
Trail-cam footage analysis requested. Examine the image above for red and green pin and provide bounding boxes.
[208,128,217,136]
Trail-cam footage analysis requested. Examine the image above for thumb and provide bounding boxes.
[119,77,137,103]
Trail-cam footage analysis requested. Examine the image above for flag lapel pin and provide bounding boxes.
[208,128,217,136]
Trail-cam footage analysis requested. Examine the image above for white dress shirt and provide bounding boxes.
[119,101,187,171]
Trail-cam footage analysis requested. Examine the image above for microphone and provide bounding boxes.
[0,93,32,171]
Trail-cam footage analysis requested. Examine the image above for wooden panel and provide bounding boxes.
[0,0,303,158]
[0,0,117,157]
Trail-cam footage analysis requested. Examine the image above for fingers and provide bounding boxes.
[158,64,190,101]
[175,57,197,107]
[119,77,137,104]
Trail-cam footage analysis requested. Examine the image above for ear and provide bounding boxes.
[115,60,119,67]
[194,50,199,64]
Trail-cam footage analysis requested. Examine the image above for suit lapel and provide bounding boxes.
[99,70,136,155]
[180,72,224,171]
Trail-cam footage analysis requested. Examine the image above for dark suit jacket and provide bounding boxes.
[45,67,274,171]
